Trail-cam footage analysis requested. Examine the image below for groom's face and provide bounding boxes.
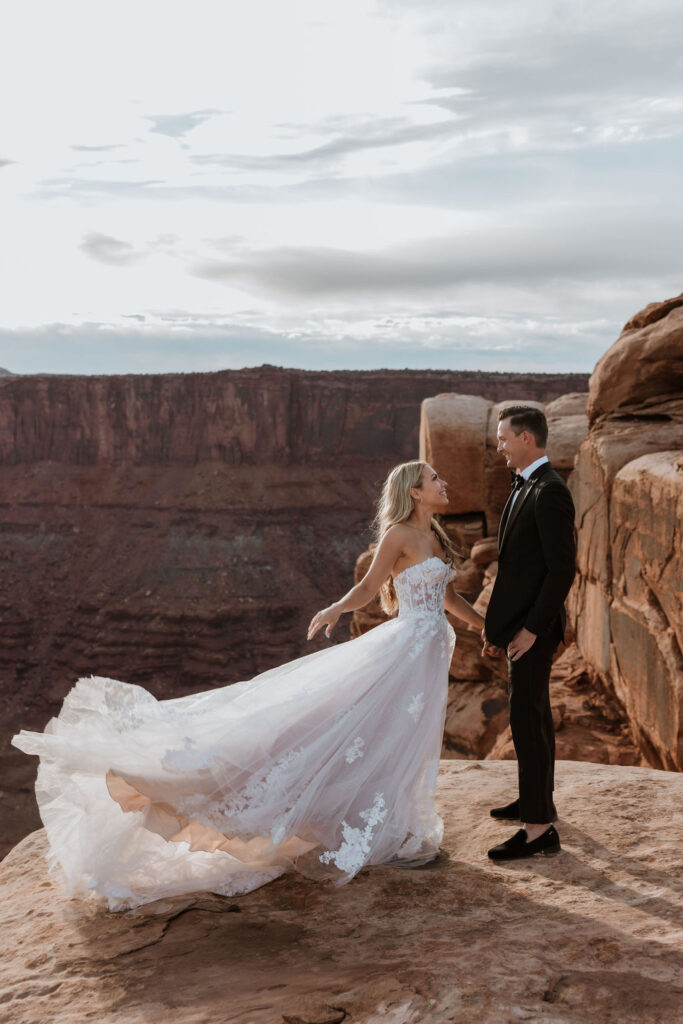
[496,418,527,471]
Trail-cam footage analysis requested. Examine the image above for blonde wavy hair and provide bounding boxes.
[373,460,460,615]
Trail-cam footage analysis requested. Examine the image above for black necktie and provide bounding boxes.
[510,471,525,492]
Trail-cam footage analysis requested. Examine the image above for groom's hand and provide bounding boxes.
[481,627,502,659]
[484,642,503,658]
[507,627,537,661]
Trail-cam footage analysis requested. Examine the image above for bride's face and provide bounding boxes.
[419,465,449,509]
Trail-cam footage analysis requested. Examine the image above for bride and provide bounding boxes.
[12,460,485,911]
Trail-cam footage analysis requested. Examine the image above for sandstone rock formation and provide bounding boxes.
[571,295,683,771]
[588,295,683,418]
[0,366,588,860]
[419,394,491,517]
[2,760,681,1024]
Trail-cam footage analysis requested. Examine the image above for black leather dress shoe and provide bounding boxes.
[490,798,521,820]
[487,825,561,861]
[489,799,558,822]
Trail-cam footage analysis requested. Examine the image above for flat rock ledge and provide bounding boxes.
[1,761,681,1024]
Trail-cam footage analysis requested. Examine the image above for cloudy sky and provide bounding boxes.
[1,0,681,375]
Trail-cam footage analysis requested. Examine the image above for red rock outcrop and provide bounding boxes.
[588,295,683,418]
[2,761,681,1024]
[0,366,588,860]
[571,295,683,770]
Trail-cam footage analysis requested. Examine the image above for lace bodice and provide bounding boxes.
[393,556,456,618]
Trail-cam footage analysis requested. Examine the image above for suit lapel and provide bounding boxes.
[499,461,552,553]
[497,490,516,550]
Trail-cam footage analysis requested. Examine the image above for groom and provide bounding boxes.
[482,405,576,860]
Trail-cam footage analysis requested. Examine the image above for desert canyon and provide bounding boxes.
[1,296,682,1023]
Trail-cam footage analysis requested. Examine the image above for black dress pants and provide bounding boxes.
[507,629,559,824]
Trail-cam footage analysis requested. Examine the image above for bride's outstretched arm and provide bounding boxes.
[444,585,485,632]
[307,527,404,640]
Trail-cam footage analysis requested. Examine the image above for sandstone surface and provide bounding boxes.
[0,366,587,861]
[546,413,590,471]
[419,394,490,516]
[569,296,683,771]
[607,451,683,769]
[545,392,590,418]
[1,760,681,1024]
[469,537,499,566]
[588,293,683,419]
[570,418,683,589]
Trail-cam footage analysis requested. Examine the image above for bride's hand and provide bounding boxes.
[307,604,341,641]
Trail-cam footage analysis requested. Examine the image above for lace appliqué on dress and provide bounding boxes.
[161,736,209,774]
[319,792,387,875]
[407,692,425,722]
[169,746,307,831]
[344,737,365,764]
[103,679,157,731]
[393,558,456,660]
[411,616,452,660]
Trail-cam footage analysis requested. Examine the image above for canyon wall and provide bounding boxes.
[570,295,683,770]
[0,365,587,858]
[0,366,587,466]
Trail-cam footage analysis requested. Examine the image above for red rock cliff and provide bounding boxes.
[0,366,588,466]
[571,296,683,769]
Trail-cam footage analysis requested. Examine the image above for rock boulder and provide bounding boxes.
[588,293,683,420]
[419,394,490,515]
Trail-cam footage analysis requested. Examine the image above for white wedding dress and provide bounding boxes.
[12,557,456,911]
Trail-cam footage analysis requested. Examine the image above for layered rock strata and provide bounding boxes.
[571,295,683,770]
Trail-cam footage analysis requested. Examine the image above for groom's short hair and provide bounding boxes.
[498,405,548,448]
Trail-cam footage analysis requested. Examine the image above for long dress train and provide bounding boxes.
[12,557,456,911]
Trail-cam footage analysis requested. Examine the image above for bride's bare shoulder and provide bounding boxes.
[381,523,414,550]
[384,522,413,539]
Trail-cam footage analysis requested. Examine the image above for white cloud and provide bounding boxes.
[80,232,144,266]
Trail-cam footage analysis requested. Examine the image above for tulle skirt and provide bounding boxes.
[12,610,455,910]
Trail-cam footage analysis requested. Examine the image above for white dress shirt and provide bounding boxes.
[509,455,549,513]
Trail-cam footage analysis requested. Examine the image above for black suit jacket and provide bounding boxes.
[485,461,576,649]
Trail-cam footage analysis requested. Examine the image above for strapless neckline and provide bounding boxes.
[393,555,448,582]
